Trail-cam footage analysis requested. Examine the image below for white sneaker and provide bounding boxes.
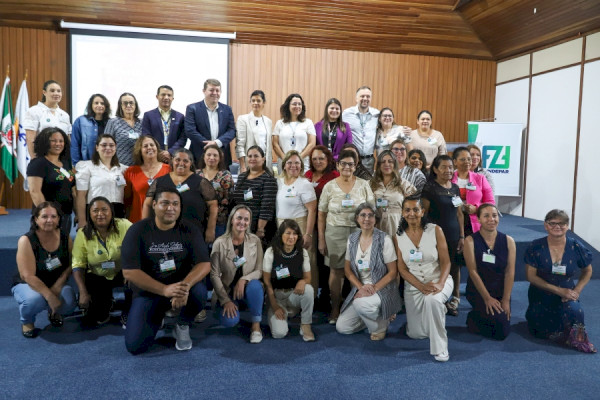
[250,330,263,344]
[194,309,207,323]
[174,324,192,351]
[434,351,449,362]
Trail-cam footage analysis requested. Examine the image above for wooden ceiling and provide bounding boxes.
[1,0,599,60]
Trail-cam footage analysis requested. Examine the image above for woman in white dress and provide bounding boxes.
[272,93,316,173]
[395,197,454,362]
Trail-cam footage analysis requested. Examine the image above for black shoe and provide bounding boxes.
[22,326,39,338]
[48,311,63,327]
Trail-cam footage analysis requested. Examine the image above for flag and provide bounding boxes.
[0,76,17,185]
[13,79,30,189]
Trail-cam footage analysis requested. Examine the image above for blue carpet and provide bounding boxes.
[1,282,599,399]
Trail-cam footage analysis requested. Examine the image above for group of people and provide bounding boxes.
[12,80,595,359]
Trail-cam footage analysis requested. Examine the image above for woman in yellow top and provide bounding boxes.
[72,196,132,327]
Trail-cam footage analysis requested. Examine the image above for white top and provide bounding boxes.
[396,223,441,286]
[206,104,219,141]
[252,115,268,152]
[273,119,316,169]
[276,177,317,219]
[75,160,128,203]
[262,247,311,273]
[346,235,396,284]
[22,101,72,135]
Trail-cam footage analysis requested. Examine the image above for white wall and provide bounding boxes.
[494,35,599,251]
[574,60,600,250]
[525,66,581,221]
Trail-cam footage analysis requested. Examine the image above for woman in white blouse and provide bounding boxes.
[236,90,273,174]
[272,93,316,173]
[75,134,128,229]
[23,80,72,158]
[276,150,317,288]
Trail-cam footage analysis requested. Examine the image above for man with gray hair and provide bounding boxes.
[342,86,379,171]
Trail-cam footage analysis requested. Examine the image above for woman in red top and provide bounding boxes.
[305,145,339,311]
[124,136,169,222]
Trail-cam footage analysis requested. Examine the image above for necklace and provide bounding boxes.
[281,248,298,259]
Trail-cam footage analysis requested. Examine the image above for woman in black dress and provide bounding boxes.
[421,155,464,316]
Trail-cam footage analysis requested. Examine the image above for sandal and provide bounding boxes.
[446,298,459,317]
[22,324,38,339]
[48,311,64,327]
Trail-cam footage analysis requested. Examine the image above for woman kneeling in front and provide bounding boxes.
[210,205,265,343]
[396,197,453,362]
[336,203,401,340]
[263,219,315,341]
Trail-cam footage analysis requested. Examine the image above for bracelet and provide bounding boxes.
[257,229,265,233]
[306,233,313,238]
[459,236,465,239]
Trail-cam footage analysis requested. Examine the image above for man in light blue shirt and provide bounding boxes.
[342,86,379,171]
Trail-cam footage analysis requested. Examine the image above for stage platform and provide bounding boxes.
[0,209,598,296]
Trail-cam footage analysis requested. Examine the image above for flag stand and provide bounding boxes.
[0,65,10,215]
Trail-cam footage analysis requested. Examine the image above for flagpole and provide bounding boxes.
[0,65,10,215]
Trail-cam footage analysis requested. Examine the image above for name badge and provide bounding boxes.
[160,257,176,272]
[466,182,477,191]
[244,189,253,200]
[233,256,246,268]
[285,188,297,198]
[482,253,496,264]
[427,137,437,145]
[115,175,126,186]
[101,261,116,270]
[128,130,139,140]
[376,198,388,208]
[177,183,190,193]
[552,264,566,275]
[379,137,387,146]
[45,256,62,271]
[402,135,412,144]
[409,250,423,262]
[290,136,296,148]
[341,199,354,208]
[357,259,370,272]
[275,266,290,279]
[59,167,71,179]
[451,196,463,207]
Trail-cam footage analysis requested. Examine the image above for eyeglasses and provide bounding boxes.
[358,213,375,219]
[339,161,356,168]
[546,221,567,228]
[391,148,406,153]
[122,101,135,107]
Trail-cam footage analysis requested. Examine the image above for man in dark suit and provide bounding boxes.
[184,79,236,167]
[141,85,186,163]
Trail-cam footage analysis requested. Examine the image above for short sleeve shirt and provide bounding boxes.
[276,177,317,219]
[23,102,72,135]
[121,219,209,292]
[318,178,375,227]
[26,157,76,215]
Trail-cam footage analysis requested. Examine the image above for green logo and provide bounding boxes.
[482,146,510,169]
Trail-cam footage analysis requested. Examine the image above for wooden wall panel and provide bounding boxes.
[230,43,496,145]
[1,28,495,209]
[0,26,69,210]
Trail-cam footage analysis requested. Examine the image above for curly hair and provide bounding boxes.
[33,127,71,164]
[308,145,335,174]
[280,93,306,123]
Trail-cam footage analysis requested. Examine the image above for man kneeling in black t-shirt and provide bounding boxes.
[122,187,210,354]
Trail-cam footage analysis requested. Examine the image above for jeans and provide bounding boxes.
[12,283,77,325]
[125,281,207,355]
[216,280,264,327]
